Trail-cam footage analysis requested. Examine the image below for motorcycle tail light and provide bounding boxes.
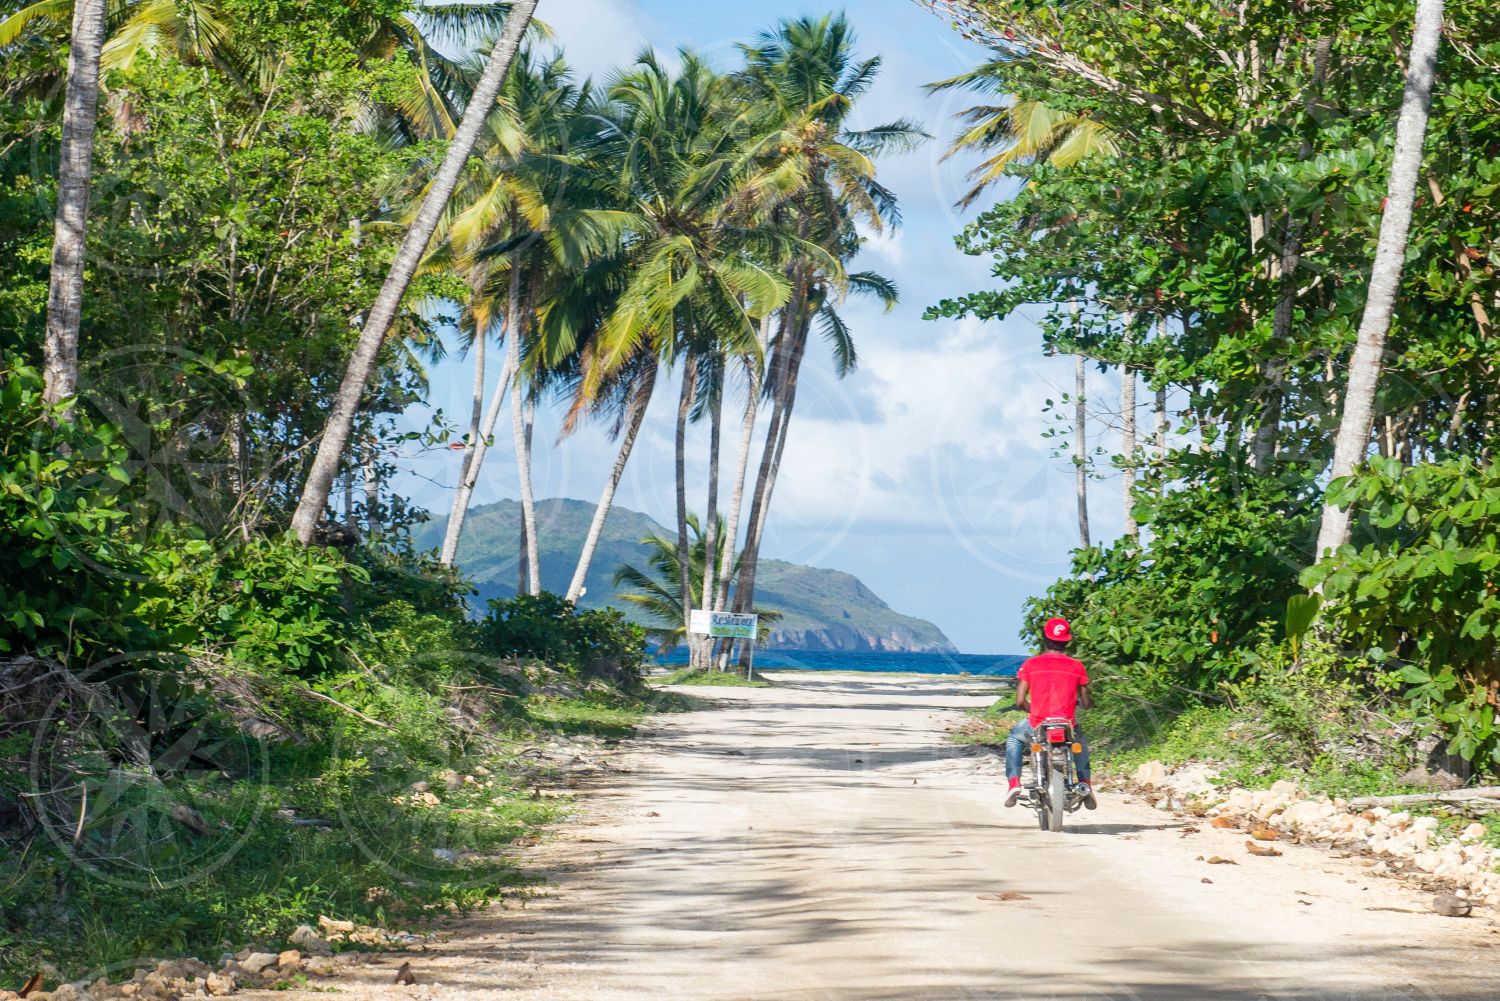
[1046,729,1068,744]
[1072,742,1083,753]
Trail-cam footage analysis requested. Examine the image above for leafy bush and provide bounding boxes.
[1023,459,1317,705]
[1305,457,1500,766]
[138,535,366,676]
[0,367,143,657]
[478,592,646,687]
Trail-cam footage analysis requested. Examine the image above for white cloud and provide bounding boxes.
[538,0,653,79]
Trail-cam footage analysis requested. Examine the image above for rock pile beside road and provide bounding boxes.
[1130,761,1500,910]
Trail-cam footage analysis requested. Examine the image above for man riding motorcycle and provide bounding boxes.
[1004,616,1097,811]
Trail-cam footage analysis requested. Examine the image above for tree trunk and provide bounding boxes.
[699,362,723,630]
[441,270,521,566]
[1251,36,1334,472]
[42,0,106,413]
[440,298,489,563]
[509,265,540,594]
[565,366,657,603]
[1156,315,1169,465]
[715,317,769,613]
[734,302,809,619]
[674,356,699,664]
[290,0,537,543]
[363,443,380,539]
[1075,352,1091,549]
[1121,314,1138,540]
[1313,0,1442,562]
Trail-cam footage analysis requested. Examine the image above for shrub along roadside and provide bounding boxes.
[0,650,670,985]
[0,504,663,988]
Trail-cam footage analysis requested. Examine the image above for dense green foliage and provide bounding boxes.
[479,592,647,687]
[925,1,1500,770]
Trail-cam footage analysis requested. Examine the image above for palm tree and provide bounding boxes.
[40,0,105,412]
[728,15,922,629]
[1313,0,1444,561]
[613,514,779,652]
[430,47,618,568]
[291,0,538,545]
[1,0,507,139]
[583,51,805,658]
[925,65,1118,209]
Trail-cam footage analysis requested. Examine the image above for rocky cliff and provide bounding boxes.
[417,499,957,654]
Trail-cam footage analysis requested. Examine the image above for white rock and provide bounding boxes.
[238,954,278,976]
[1460,822,1487,842]
[1134,760,1168,788]
[1412,816,1440,833]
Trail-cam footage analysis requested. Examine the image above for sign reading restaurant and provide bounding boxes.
[688,610,759,639]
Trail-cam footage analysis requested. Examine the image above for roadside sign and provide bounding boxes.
[689,610,758,639]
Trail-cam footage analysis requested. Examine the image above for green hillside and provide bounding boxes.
[417,499,956,653]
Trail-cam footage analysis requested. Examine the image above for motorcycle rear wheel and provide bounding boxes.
[1047,766,1066,833]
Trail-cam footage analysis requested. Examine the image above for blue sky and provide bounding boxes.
[395,0,1134,654]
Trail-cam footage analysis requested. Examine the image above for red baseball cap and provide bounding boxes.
[1043,617,1072,643]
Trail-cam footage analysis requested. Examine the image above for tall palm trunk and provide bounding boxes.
[674,356,700,663]
[1120,315,1137,541]
[42,0,106,412]
[1314,0,1442,562]
[440,294,489,563]
[565,367,657,603]
[1075,352,1091,548]
[733,277,809,617]
[290,0,537,543]
[441,275,520,566]
[508,260,540,594]
[698,363,723,626]
[715,317,769,612]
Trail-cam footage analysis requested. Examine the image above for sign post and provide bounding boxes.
[688,610,759,680]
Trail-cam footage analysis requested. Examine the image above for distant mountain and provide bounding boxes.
[416,498,957,654]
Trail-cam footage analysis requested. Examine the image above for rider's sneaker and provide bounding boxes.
[1004,784,1022,808]
[1079,783,1098,810]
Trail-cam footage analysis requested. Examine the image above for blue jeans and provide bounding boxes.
[1005,719,1090,782]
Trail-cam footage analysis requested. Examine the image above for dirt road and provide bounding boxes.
[278,673,1500,1000]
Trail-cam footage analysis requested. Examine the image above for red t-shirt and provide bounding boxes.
[1017,652,1090,726]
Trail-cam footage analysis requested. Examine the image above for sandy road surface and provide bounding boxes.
[266,673,1500,1000]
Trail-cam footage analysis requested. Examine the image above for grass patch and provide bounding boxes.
[0,679,667,986]
[654,668,771,688]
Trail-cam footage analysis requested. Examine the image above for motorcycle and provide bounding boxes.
[1023,717,1088,832]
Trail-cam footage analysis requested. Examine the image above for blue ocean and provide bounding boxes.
[655,648,1024,677]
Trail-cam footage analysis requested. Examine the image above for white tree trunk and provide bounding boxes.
[1075,352,1091,549]
[439,311,488,564]
[565,367,657,603]
[363,443,380,539]
[1156,315,1169,465]
[290,0,537,543]
[442,265,522,566]
[508,263,540,594]
[715,317,769,612]
[699,364,723,620]
[43,0,106,413]
[1121,314,1138,540]
[734,305,807,619]
[674,358,700,665]
[1314,0,1443,562]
